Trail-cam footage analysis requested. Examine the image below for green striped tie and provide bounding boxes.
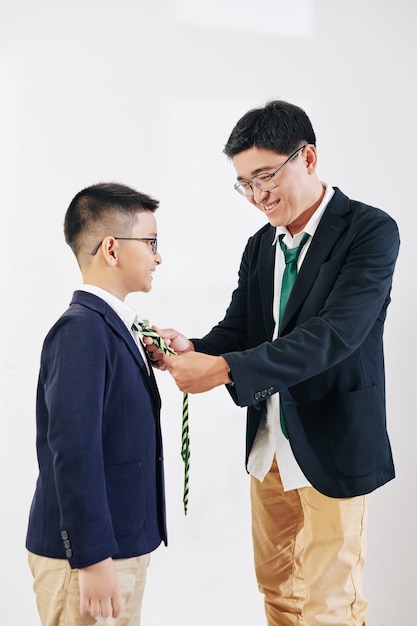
[278,232,310,438]
[132,319,190,515]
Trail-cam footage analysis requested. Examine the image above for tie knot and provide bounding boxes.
[132,318,151,333]
[279,232,310,264]
[132,318,176,356]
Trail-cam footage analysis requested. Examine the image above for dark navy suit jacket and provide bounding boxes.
[26,291,167,569]
[193,188,400,498]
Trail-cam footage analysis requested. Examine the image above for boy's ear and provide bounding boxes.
[102,236,118,265]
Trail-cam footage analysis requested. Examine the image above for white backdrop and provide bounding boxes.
[0,1,416,625]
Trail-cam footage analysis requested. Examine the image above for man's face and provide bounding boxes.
[232,145,320,232]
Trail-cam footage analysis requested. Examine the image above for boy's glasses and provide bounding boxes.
[90,237,158,256]
[234,145,306,197]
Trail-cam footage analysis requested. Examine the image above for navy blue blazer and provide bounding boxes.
[26,291,167,569]
[193,188,400,498]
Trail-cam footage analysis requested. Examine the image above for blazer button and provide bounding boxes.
[61,530,69,540]
[65,548,73,558]
[254,392,261,400]
[267,387,274,395]
[63,540,71,549]
[254,403,261,411]
[261,389,267,398]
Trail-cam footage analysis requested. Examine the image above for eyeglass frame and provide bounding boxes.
[90,237,158,256]
[234,145,307,197]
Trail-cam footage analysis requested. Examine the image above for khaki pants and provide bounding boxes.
[28,552,149,626]
[251,457,368,626]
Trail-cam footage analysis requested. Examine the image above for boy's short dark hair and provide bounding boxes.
[223,100,316,158]
[64,182,159,258]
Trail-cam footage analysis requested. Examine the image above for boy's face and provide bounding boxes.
[117,211,161,296]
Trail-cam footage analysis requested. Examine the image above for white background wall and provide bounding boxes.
[0,1,416,624]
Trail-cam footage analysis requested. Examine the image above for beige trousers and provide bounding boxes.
[251,457,368,626]
[28,552,149,626]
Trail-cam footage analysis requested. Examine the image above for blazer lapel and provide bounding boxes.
[258,226,276,339]
[279,190,351,333]
[103,311,162,407]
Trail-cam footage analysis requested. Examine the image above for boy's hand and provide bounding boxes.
[79,557,121,618]
[142,326,194,369]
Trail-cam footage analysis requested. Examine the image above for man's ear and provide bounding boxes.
[305,145,318,174]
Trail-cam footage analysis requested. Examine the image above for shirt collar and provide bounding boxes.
[78,284,145,331]
[272,183,335,246]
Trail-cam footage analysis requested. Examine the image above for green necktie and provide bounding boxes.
[132,319,190,515]
[278,232,310,437]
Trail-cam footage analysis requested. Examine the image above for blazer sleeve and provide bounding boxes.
[41,314,119,567]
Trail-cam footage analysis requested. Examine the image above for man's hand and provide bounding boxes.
[79,557,121,619]
[142,327,194,369]
[163,352,231,393]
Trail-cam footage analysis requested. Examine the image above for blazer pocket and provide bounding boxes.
[324,386,389,478]
[105,461,146,537]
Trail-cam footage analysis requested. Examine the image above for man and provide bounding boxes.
[146,101,400,625]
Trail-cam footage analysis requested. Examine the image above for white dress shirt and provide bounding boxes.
[247,184,335,489]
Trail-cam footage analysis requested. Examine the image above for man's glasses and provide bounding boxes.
[90,237,158,256]
[234,145,306,197]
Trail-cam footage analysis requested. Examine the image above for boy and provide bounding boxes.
[26,182,166,625]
